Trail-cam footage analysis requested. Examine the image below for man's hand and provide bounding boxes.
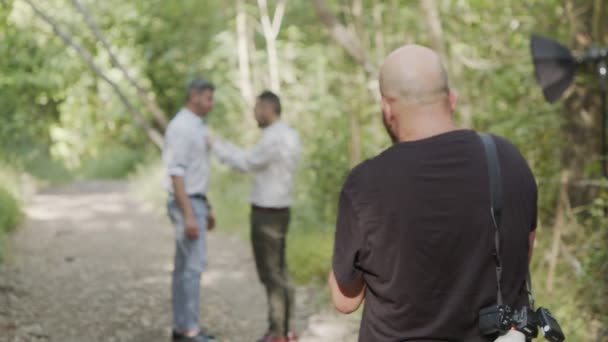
[206,132,218,151]
[207,213,216,231]
[185,216,199,239]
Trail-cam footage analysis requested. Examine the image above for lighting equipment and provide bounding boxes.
[531,34,608,179]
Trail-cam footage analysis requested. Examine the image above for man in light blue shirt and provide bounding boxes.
[163,79,216,342]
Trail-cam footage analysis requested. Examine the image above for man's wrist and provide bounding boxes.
[185,213,196,221]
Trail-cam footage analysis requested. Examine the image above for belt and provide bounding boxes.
[189,194,211,210]
[168,193,210,209]
[252,204,290,213]
[189,193,208,201]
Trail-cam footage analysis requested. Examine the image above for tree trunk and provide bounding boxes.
[419,0,446,59]
[313,0,376,166]
[257,0,285,93]
[418,0,473,128]
[236,0,254,119]
[546,171,570,293]
[71,0,168,130]
[265,33,280,92]
[372,0,385,63]
[591,0,605,42]
[555,4,607,337]
[312,0,376,78]
[348,110,362,168]
[561,0,602,206]
[24,0,163,149]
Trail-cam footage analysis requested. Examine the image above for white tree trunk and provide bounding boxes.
[236,0,254,114]
[257,0,285,93]
[420,0,446,58]
[373,0,385,63]
[265,35,280,92]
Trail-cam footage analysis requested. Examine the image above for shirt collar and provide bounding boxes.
[181,107,205,125]
[265,119,283,130]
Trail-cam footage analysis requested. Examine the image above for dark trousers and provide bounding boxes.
[251,206,294,337]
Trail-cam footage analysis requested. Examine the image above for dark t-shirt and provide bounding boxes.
[333,130,537,342]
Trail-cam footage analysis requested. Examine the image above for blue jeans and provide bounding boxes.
[167,197,208,331]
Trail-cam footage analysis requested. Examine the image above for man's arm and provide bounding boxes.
[331,184,367,314]
[328,270,366,314]
[528,231,535,263]
[166,130,200,239]
[212,136,277,173]
[172,176,199,239]
[528,172,538,264]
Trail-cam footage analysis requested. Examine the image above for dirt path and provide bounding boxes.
[0,181,358,342]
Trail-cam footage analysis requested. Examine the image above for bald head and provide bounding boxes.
[378,45,458,143]
[379,45,449,104]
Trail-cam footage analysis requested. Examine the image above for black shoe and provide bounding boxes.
[172,329,216,342]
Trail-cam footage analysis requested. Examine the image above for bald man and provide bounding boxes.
[329,45,537,341]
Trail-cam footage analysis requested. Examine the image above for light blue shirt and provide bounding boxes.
[163,108,211,195]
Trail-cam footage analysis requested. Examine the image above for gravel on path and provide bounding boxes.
[0,181,358,342]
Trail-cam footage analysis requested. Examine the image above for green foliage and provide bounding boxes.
[0,185,22,262]
[287,229,334,285]
[0,186,21,234]
[129,158,166,210]
[77,144,147,179]
[207,166,251,237]
[0,160,23,197]
[571,193,608,337]
[4,144,73,185]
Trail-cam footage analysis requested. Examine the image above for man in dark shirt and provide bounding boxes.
[329,45,537,341]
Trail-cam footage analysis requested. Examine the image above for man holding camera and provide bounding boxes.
[329,45,538,341]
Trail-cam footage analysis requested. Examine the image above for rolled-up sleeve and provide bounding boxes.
[165,130,190,177]
[332,188,363,286]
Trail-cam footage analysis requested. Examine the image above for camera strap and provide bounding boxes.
[479,133,536,309]
[478,133,505,305]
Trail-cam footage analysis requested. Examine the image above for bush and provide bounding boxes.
[78,145,146,179]
[0,186,22,261]
[207,165,251,236]
[0,186,21,233]
[129,158,166,210]
[23,152,72,185]
[1,144,72,186]
[287,229,333,285]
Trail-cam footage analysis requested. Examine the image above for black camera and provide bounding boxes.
[536,308,566,342]
[479,305,565,341]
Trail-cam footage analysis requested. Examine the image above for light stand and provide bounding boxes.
[530,34,608,180]
[598,59,607,179]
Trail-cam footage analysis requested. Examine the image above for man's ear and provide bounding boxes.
[381,97,393,122]
[448,90,458,113]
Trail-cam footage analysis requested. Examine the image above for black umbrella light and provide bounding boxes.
[531,34,608,179]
